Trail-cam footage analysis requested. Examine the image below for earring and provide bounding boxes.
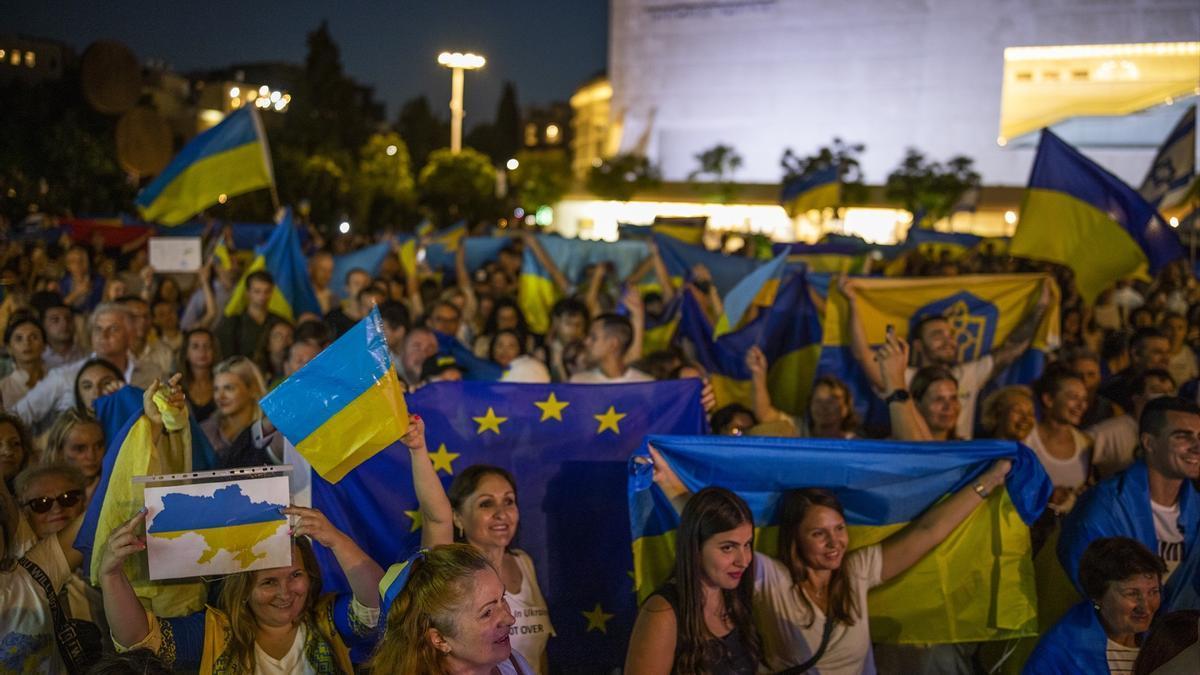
[455,525,463,539]
[1092,602,1101,611]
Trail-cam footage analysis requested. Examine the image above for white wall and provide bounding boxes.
[609,0,1200,186]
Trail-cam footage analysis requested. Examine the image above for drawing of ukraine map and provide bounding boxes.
[144,475,291,580]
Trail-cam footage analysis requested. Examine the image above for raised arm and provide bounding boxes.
[746,346,785,424]
[98,509,153,647]
[838,276,885,392]
[647,444,691,515]
[647,239,676,303]
[878,330,932,441]
[623,286,645,365]
[584,264,607,319]
[989,278,1054,374]
[284,506,384,609]
[521,232,570,295]
[879,458,1011,583]
[403,415,454,548]
[454,245,479,328]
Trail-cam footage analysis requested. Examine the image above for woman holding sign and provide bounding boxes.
[642,332,1012,673]
[98,379,386,672]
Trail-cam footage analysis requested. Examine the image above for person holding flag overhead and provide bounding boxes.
[405,414,554,672]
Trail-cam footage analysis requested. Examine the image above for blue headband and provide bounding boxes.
[379,549,427,625]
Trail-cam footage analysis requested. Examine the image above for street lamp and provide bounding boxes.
[437,51,486,153]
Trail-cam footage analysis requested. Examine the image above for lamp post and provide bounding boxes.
[437,51,485,153]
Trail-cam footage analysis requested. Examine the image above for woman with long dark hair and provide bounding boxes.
[625,486,760,674]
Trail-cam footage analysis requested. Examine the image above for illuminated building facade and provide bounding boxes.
[608,0,1200,187]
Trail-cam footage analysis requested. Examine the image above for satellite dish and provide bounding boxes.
[80,41,142,115]
[115,106,173,177]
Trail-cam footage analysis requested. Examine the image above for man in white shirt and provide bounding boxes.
[1089,369,1175,479]
[119,295,174,375]
[569,313,652,384]
[1060,396,1200,589]
[841,278,1053,438]
[14,303,164,430]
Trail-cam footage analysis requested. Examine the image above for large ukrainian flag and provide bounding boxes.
[260,307,408,483]
[629,436,1052,644]
[821,274,1060,433]
[1011,129,1184,302]
[653,233,763,296]
[713,252,789,337]
[781,165,840,217]
[517,235,647,334]
[224,209,321,322]
[135,107,274,226]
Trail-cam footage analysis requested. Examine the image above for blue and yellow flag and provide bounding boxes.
[618,216,707,245]
[772,242,872,275]
[628,436,1052,644]
[781,165,840,217]
[224,209,321,321]
[820,274,1060,434]
[260,307,408,483]
[517,235,648,334]
[331,241,392,300]
[714,252,789,337]
[312,380,706,668]
[76,386,216,617]
[424,235,512,275]
[1011,129,1184,302]
[653,233,763,296]
[676,272,823,415]
[425,220,466,250]
[135,107,274,226]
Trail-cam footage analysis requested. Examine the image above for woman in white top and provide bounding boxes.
[406,415,554,673]
[650,450,1010,674]
[0,316,46,410]
[1025,363,1093,514]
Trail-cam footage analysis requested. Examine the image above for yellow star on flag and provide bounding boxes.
[473,407,508,435]
[594,406,627,434]
[533,392,570,422]
[403,510,423,532]
[582,602,615,634]
[428,444,460,475]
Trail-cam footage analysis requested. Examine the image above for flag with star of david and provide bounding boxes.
[310,379,707,670]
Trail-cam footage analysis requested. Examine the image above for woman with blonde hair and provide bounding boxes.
[372,544,533,674]
[200,355,266,458]
[43,408,106,501]
[979,385,1036,441]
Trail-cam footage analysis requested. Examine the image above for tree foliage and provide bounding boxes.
[510,150,570,211]
[586,153,661,202]
[780,137,868,206]
[418,148,498,226]
[688,143,743,203]
[353,132,416,230]
[885,149,981,226]
[396,95,448,175]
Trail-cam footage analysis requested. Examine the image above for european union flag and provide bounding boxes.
[311,379,707,669]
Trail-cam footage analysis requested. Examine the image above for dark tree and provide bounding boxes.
[396,95,447,174]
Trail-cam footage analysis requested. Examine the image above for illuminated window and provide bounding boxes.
[999,42,1200,142]
[10,50,20,66]
[24,51,35,67]
[524,123,538,146]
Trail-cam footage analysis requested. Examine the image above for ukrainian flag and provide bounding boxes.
[618,217,707,245]
[713,252,789,337]
[517,235,647,334]
[781,165,840,217]
[424,236,511,275]
[628,436,1052,644]
[653,233,764,296]
[259,307,408,483]
[1011,129,1184,302]
[224,209,321,322]
[820,274,1060,432]
[676,271,822,415]
[135,107,274,226]
[331,241,392,300]
[772,242,872,275]
[642,294,685,355]
[78,386,216,617]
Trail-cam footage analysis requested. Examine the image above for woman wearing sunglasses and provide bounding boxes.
[15,464,87,539]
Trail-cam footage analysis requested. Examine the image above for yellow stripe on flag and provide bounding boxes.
[294,367,408,483]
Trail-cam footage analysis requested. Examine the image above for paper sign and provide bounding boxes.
[148,237,202,273]
[143,474,291,580]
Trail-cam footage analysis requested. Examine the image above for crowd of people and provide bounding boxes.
[0,221,1197,674]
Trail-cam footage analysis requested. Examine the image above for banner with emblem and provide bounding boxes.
[311,380,707,669]
[819,274,1060,433]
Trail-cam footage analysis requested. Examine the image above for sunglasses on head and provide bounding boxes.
[24,490,84,514]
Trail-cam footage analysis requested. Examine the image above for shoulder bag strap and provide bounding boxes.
[775,616,836,675]
[17,556,85,674]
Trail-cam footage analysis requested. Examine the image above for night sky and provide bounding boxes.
[9,0,609,119]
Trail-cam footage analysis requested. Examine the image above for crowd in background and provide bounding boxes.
[0,219,1198,674]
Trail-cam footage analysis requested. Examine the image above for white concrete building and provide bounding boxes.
[608,0,1200,187]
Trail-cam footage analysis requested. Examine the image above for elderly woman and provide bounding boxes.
[371,544,534,673]
[1025,537,1165,674]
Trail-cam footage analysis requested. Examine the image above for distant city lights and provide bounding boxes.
[229,85,290,113]
[338,221,351,234]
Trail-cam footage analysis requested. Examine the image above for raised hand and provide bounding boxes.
[283,506,348,550]
[99,509,147,578]
[400,414,427,452]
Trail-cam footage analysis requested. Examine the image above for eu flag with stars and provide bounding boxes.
[311,379,707,670]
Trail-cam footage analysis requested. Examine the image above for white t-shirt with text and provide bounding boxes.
[1151,499,1184,581]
